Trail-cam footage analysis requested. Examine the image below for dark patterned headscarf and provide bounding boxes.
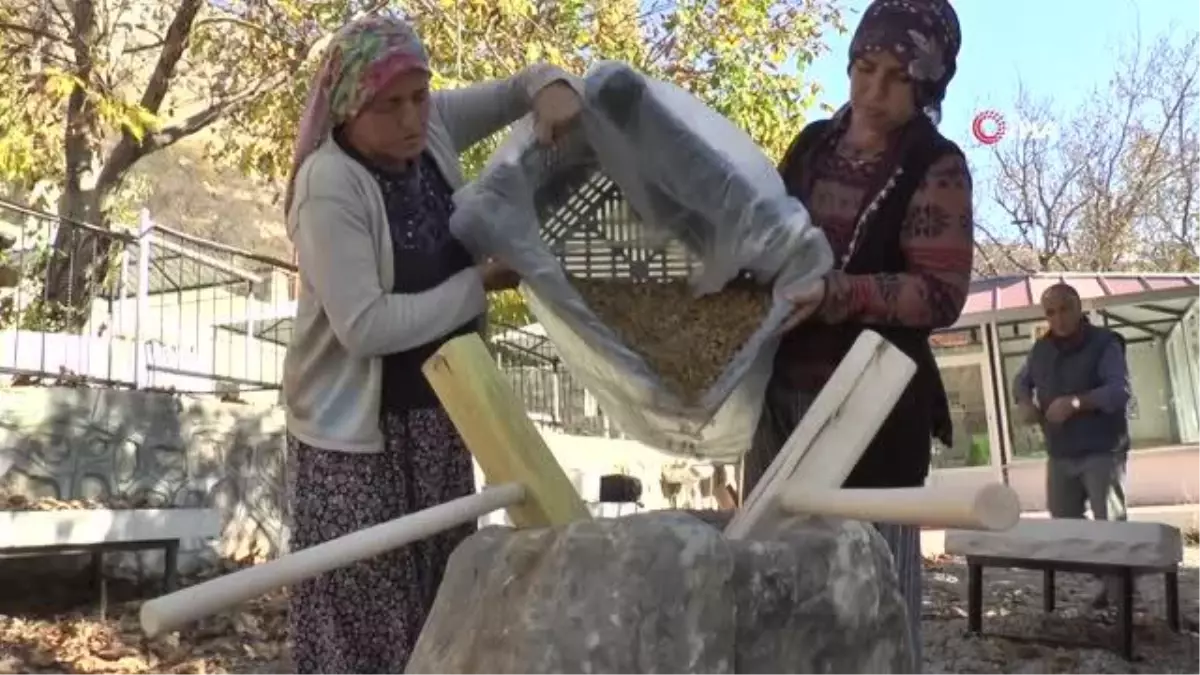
[848,0,961,119]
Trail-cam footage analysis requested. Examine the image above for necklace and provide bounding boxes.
[835,142,883,167]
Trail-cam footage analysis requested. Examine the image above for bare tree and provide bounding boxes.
[976,86,1087,274]
[1125,34,1199,270]
[971,240,1044,278]
[978,29,1199,274]
[1072,32,1199,270]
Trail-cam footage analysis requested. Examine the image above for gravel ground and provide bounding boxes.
[922,547,1200,673]
[1,549,1196,673]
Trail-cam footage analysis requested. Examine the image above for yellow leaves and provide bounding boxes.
[43,70,159,140]
[494,0,536,19]
[273,0,309,24]
[96,98,163,143]
[44,69,84,99]
[524,42,545,63]
[0,59,164,190]
[654,0,843,160]
[0,134,46,184]
[488,288,534,326]
[0,85,61,186]
[0,0,842,195]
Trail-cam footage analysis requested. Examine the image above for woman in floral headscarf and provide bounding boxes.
[747,0,973,670]
[281,14,582,673]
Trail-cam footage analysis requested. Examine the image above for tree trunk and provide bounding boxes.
[35,0,111,334]
[39,188,117,333]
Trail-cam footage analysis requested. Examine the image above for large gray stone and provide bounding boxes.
[407,511,912,674]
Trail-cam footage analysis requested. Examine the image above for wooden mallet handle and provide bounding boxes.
[777,483,1021,531]
[139,483,525,638]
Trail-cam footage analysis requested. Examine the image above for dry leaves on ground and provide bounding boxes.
[0,494,181,512]
[2,549,1197,674]
[0,560,288,674]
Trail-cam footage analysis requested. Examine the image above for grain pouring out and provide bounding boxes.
[570,276,772,403]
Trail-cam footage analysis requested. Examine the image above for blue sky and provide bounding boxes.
[794,0,1200,234]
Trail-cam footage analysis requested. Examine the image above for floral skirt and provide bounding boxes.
[286,407,477,674]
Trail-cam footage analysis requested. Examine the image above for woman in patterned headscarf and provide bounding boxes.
[281,15,582,673]
[747,0,973,670]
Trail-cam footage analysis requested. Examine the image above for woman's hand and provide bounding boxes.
[779,277,827,333]
[532,81,582,145]
[479,260,521,292]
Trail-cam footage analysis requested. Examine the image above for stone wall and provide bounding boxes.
[0,386,288,576]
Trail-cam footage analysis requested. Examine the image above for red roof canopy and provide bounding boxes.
[956,273,1199,326]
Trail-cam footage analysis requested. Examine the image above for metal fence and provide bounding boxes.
[490,321,623,438]
[0,197,627,437]
[0,198,297,395]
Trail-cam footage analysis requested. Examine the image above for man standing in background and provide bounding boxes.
[1013,282,1133,608]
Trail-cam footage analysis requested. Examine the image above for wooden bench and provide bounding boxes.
[0,508,221,593]
[945,518,1183,661]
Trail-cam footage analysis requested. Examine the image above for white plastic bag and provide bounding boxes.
[450,61,832,461]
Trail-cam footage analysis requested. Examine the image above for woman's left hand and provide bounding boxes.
[532,81,582,145]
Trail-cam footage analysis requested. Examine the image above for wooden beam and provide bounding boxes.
[725,331,916,540]
[423,333,592,528]
[777,483,1021,531]
[140,485,526,637]
[138,333,594,638]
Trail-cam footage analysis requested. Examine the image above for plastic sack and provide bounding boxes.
[450,61,833,461]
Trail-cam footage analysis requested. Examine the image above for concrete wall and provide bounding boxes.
[0,386,719,578]
[0,386,289,577]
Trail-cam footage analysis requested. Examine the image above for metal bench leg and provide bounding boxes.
[1165,570,1180,632]
[163,541,180,593]
[1117,567,1134,661]
[967,562,983,634]
[90,550,104,591]
[1042,569,1055,613]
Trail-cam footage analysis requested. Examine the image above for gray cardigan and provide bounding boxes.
[284,63,577,452]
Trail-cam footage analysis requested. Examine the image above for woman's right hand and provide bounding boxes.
[479,260,520,292]
[778,277,827,333]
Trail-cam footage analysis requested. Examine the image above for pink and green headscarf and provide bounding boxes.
[285,15,431,213]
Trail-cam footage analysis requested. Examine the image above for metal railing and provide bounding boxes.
[0,198,624,436]
[0,198,297,395]
[490,321,623,438]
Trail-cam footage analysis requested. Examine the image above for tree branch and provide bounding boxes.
[95,0,388,191]
[137,0,204,115]
[143,76,281,150]
[121,15,271,55]
[0,19,65,44]
[973,220,1036,274]
[93,0,203,192]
